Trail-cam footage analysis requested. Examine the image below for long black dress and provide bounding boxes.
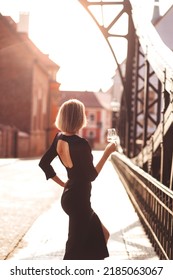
[39,133,109,260]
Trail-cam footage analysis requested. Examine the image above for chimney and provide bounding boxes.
[152,0,161,25]
[17,12,29,34]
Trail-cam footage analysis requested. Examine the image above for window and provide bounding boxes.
[89,114,95,122]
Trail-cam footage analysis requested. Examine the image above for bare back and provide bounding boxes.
[57,139,73,168]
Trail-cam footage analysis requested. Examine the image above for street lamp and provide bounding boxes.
[110,99,120,129]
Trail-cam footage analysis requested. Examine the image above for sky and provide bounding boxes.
[0,0,172,91]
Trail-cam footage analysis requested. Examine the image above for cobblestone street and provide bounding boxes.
[0,158,64,259]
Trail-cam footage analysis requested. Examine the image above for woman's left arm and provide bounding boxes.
[39,146,57,180]
[39,148,66,187]
[51,175,65,187]
[39,135,65,187]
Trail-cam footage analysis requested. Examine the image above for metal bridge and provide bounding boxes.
[79,0,173,260]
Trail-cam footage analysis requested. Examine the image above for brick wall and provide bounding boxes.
[0,41,33,133]
[0,15,59,157]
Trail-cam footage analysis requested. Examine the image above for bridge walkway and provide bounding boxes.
[7,151,159,260]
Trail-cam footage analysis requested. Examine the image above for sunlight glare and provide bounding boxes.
[28,0,116,91]
[0,0,173,91]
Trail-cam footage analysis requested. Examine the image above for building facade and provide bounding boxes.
[0,14,59,157]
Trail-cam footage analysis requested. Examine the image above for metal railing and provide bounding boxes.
[112,152,173,260]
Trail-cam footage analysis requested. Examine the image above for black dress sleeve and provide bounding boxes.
[39,135,58,180]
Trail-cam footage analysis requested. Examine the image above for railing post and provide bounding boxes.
[169,78,173,190]
[143,56,149,148]
[160,70,166,184]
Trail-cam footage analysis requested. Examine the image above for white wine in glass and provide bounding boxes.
[107,128,120,144]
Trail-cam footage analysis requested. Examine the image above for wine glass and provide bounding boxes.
[107,128,120,145]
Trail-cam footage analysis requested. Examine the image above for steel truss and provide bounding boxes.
[79,0,173,189]
[79,0,173,259]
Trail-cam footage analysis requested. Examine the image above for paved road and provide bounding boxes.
[0,157,64,260]
[0,153,159,260]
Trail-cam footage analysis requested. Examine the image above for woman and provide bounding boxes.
[39,99,116,260]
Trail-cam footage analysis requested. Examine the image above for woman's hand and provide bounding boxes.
[95,142,116,174]
[104,142,116,158]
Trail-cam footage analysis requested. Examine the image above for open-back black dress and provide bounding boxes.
[39,133,109,260]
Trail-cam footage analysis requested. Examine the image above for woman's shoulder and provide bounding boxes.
[50,132,61,146]
[75,135,88,144]
[55,133,90,148]
[53,132,61,141]
[75,136,91,151]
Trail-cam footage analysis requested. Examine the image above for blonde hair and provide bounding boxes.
[55,99,87,133]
